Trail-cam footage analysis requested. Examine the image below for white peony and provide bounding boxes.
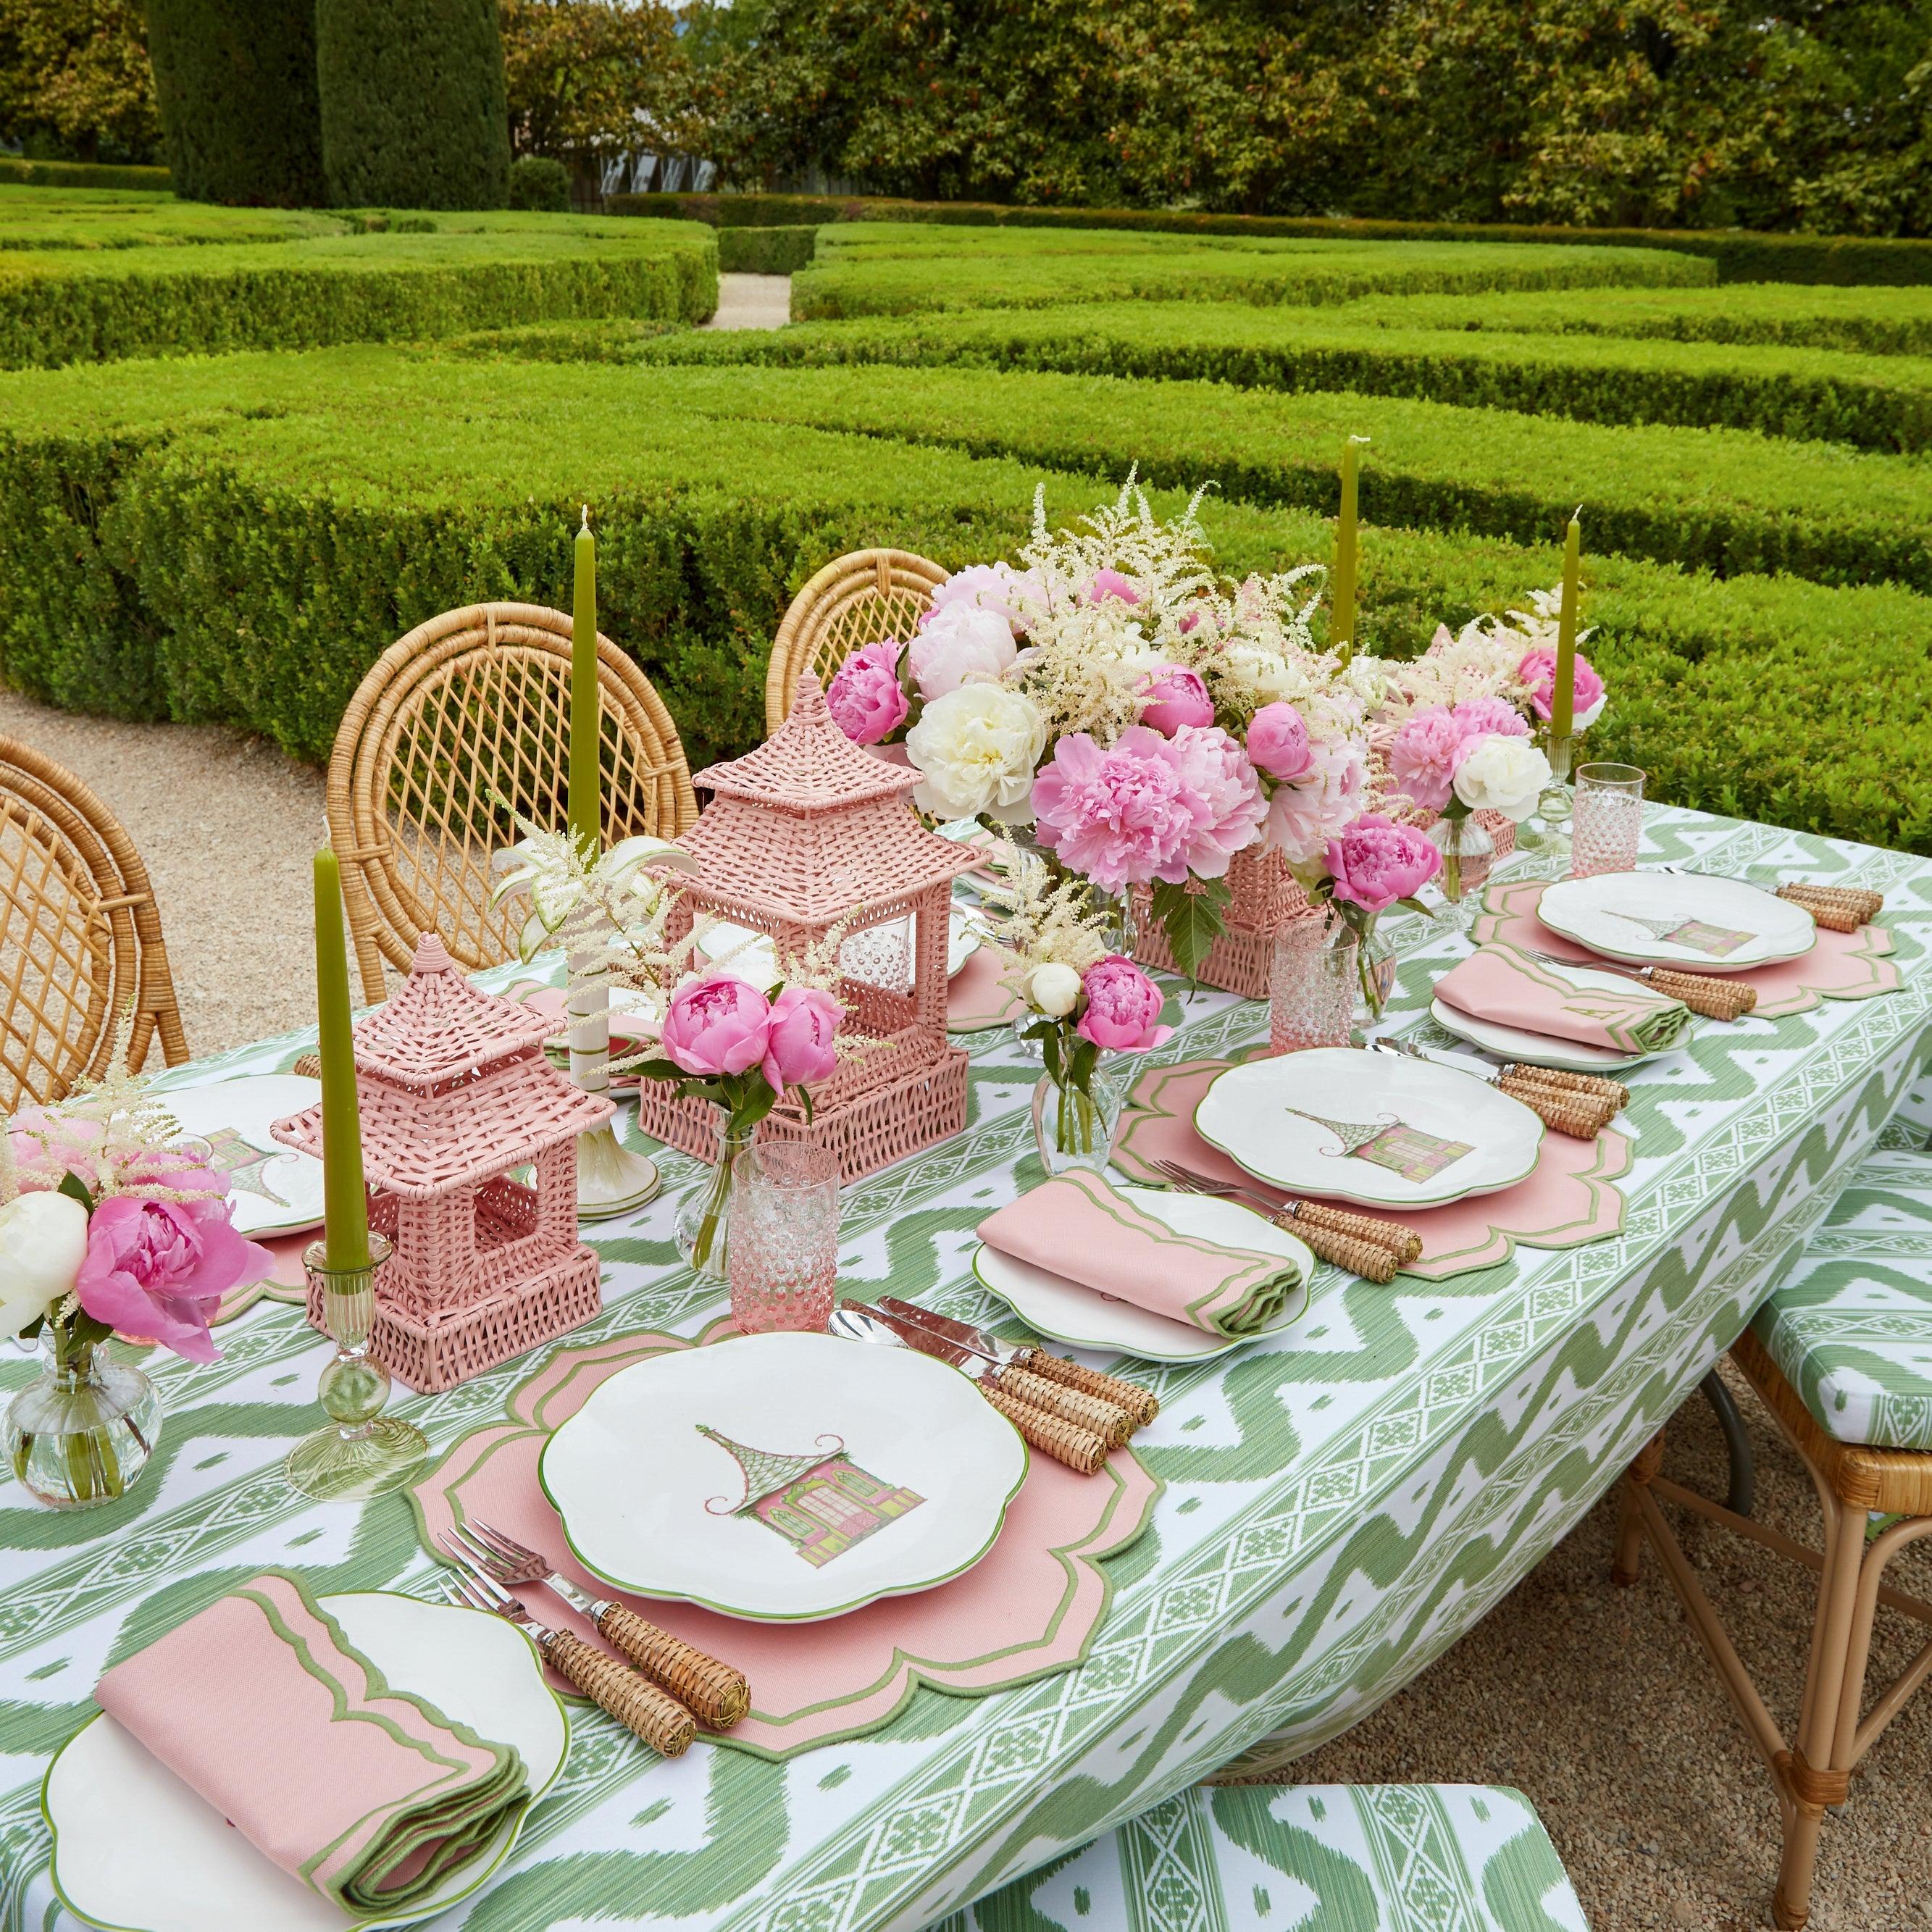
[1574,692,1607,732]
[1261,737,1367,863]
[1024,961,1082,1017]
[1451,734,1552,822]
[906,685,1046,821]
[0,1190,89,1337]
[908,603,1019,703]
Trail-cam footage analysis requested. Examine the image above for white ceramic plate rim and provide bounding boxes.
[699,903,980,980]
[971,1183,1313,1362]
[539,1332,1028,1622]
[1428,972,1659,1073]
[151,1073,325,1239]
[1193,1049,1545,1208]
[43,1591,568,1932]
[1536,872,1814,973]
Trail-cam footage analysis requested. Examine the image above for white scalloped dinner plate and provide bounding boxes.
[540,1331,1027,1621]
[1195,1048,1544,1209]
[699,903,979,982]
[44,1592,567,1932]
[154,1074,325,1239]
[973,1184,1313,1362]
[1536,873,1813,973]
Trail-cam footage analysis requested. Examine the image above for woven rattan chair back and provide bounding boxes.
[765,549,949,733]
[0,737,189,1111]
[328,603,698,1004]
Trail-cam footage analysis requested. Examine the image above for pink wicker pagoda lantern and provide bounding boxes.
[272,934,614,1393]
[635,674,977,1180]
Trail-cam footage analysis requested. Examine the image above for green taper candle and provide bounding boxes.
[1331,435,1366,657]
[1552,509,1581,740]
[569,504,599,853]
[312,845,369,1273]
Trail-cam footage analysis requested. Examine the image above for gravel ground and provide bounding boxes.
[703,271,792,330]
[7,688,1930,1928]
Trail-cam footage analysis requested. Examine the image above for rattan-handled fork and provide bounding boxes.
[446,1521,750,1728]
[1519,945,1757,1021]
[1147,1158,1408,1282]
[440,1571,695,1756]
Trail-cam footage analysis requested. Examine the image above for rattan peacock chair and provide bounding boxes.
[764,548,949,734]
[0,737,189,1111]
[327,603,698,1004]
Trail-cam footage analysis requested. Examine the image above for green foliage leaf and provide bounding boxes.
[1150,877,1231,982]
[56,1171,94,1213]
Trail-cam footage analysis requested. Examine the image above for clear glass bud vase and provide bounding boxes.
[1427,811,1495,908]
[1353,916,1398,1029]
[1032,1066,1124,1176]
[675,1107,755,1281]
[4,1330,160,1510]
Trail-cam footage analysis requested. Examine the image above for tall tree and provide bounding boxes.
[0,0,159,164]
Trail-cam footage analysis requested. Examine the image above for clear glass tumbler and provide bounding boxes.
[1269,918,1358,1053]
[1570,763,1646,879]
[727,1143,840,1334]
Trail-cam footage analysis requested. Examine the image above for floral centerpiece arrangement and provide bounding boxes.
[0,1029,273,1507]
[977,838,1174,1171]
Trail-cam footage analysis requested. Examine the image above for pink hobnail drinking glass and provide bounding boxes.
[727,1143,840,1334]
[1570,763,1647,879]
[1269,917,1358,1053]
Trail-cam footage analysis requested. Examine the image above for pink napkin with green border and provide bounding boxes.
[93,1571,528,1915]
[977,1169,1302,1336]
[1434,940,1694,1055]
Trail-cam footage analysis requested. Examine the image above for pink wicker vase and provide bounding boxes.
[637,675,977,1181]
[272,934,614,1392]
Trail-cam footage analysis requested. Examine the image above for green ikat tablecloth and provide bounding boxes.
[4,806,1929,1932]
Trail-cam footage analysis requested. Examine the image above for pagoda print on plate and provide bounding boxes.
[180,1126,293,1208]
[700,1426,925,1568]
[1284,1108,1474,1184]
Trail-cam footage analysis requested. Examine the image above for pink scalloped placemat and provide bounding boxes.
[409,1321,1160,1759]
[1472,878,1899,1019]
[946,945,1022,1033]
[1113,1053,1630,1281]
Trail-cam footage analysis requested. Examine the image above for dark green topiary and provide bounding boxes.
[315,0,511,211]
[508,156,571,214]
[143,0,325,206]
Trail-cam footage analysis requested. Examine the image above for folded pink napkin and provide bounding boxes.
[977,1168,1302,1336]
[93,1571,527,1915]
[1434,941,1693,1054]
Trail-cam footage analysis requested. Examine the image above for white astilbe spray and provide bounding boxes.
[1019,472,1217,629]
[1370,586,1588,726]
[974,838,1112,995]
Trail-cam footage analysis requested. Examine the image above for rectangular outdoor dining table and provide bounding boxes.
[3,802,1929,1932]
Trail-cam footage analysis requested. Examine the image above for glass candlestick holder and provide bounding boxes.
[286,1232,428,1502]
[1529,732,1574,858]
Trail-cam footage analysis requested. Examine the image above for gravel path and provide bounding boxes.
[6,687,1929,1927]
[703,272,792,330]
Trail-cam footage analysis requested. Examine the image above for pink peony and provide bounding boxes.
[1032,729,1197,892]
[1325,813,1442,914]
[1387,706,1465,812]
[1076,955,1174,1053]
[926,562,1043,634]
[825,639,909,745]
[75,1195,271,1365]
[1263,736,1367,863]
[1451,695,1529,741]
[1179,605,1205,635]
[1086,568,1140,606]
[1137,665,1214,735]
[1518,646,1606,729]
[9,1108,105,1193]
[661,974,772,1078]
[907,602,1016,703]
[1163,724,1268,879]
[761,985,842,1092]
[1246,702,1312,782]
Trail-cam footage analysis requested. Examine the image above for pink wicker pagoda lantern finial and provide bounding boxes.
[635,674,978,1179]
[272,933,615,1392]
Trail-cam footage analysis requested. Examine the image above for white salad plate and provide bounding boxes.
[1536,872,1814,974]
[539,1329,1028,1622]
[1195,1047,1545,1210]
[698,902,979,984]
[1429,957,1678,1074]
[154,1073,325,1239]
[973,1184,1313,1363]
[44,1591,568,1932]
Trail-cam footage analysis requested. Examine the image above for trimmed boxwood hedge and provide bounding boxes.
[790,225,1712,320]
[0,346,1925,850]
[613,192,1932,288]
[648,304,1932,453]
[0,159,172,193]
[0,187,347,252]
[716,225,819,275]
[0,222,717,367]
[145,0,326,207]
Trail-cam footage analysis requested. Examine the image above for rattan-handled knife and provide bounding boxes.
[877,1295,1160,1432]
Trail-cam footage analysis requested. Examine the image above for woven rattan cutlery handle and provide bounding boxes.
[1645,969,1757,1021]
[1019,1350,1160,1431]
[1277,1213,1396,1282]
[541,1629,695,1755]
[594,1605,750,1729]
[1776,885,1871,933]
[992,1365,1132,1447]
[1500,1063,1631,1109]
[980,1386,1109,1474]
[1496,1078,1616,1139]
[1284,1197,1423,1265]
